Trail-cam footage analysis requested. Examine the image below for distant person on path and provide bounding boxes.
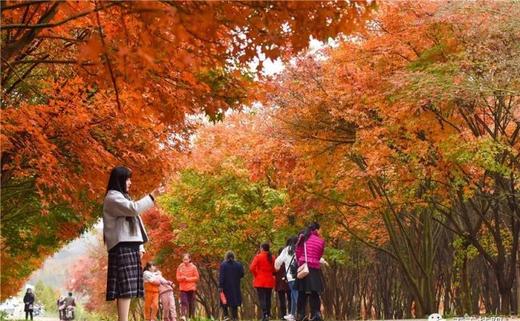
[275,247,291,321]
[63,292,76,320]
[144,262,161,321]
[295,223,325,321]
[250,243,276,321]
[57,296,65,320]
[176,253,200,320]
[64,292,76,308]
[275,236,298,321]
[219,251,245,321]
[158,271,177,321]
[23,288,35,321]
[103,166,165,321]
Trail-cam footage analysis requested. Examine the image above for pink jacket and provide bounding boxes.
[158,275,175,295]
[296,231,325,269]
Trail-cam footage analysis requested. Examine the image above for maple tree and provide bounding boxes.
[0,0,372,298]
[152,3,519,316]
[6,0,519,317]
[267,1,520,315]
[154,113,296,318]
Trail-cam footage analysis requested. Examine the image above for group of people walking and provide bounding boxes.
[141,254,200,321]
[247,223,326,321]
[22,289,75,321]
[103,166,327,321]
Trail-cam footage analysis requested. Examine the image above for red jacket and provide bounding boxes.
[250,251,276,288]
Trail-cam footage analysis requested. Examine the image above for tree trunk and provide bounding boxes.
[517,252,520,315]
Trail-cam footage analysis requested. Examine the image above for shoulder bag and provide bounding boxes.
[296,242,310,279]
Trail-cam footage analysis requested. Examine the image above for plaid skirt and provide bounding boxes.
[106,246,144,301]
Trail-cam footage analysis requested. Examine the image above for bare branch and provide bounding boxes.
[0,3,118,30]
[94,1,122,112]
[0,0,49,12]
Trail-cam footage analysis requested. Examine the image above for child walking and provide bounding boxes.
[159,274,177,321]
[144,262,161,321]
[176,253,200,320]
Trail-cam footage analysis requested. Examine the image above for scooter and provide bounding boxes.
[62,305,75,321]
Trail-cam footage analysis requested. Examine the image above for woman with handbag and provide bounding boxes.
[23,288,35,320]
[274,236,298,321]
[295,223,325,321]
[250,243,276,321]
[219,251,245,321]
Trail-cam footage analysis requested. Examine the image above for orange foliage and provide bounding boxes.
[1,0,371,297]
[266,1,520,245]
[67,240,111,314]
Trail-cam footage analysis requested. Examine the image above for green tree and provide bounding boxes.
[34,280,58,316]
[160,159,287,263]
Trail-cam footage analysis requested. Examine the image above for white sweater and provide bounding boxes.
[103,190,154,251]
[274,246,296,282]
[144,271,161,284]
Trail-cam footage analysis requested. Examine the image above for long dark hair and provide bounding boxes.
[106,166,132,195]
[261,242,272,262]
[106,166,137,235]
[297,222,320,245]
[144,261,155,272]
[286,236,298,255]
[24,288,34,299]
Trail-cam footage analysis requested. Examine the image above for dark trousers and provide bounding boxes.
[277,290,291,318]
[180,290,196,318]
[297,291,321,320]
[256,287,272,318]
[223,305,239,320]
[25,311,33,320]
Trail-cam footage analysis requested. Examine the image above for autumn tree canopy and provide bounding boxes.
[0,0,371,298]
[266,1,520,315]
[133,1,520,317]
[4,0,520,318]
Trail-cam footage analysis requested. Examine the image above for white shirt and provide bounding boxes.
[274,246,296,282]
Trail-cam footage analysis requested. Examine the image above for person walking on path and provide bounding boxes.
[64,292,76,308]
[177,253,200,320]
[103,166,165,321]
[275,247,291,321]
[57,296,65,321]
[144,262,162,321]
[158,271,177,321]
[295,223,325,321]
[63,292,76,320]
[275,236,298,321]
[219,251,245,321]
[250,243,276,321]
[23,288,35,321]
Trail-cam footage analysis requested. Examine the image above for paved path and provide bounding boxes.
[11,317,520,321]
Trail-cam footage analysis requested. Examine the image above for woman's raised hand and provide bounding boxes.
[151,185,166,199]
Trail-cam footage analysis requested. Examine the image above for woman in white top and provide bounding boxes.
[103,166,164,321]
[275,236,298,321]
